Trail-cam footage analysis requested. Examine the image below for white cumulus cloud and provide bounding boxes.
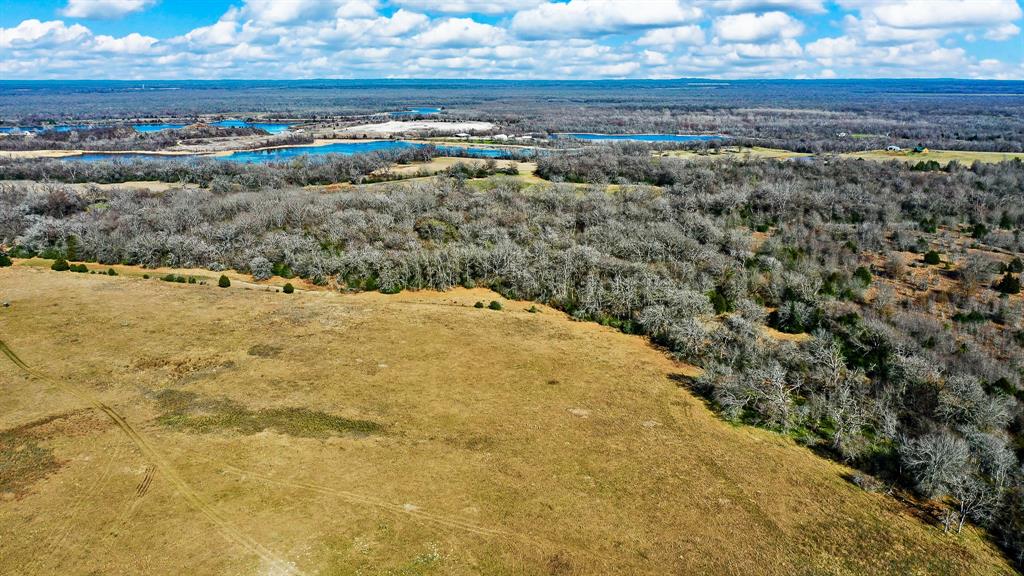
[511,0,702,39]
[856,0,1022,29]
[0,19,90,48]
[713,11,804,42]
[60,0,157,19]
[180,18,239,47]
[985,22,1020,40]
[806,35,858,58]
[416,17,504,47]
[707,0,826,13]
[636,25,706,47]
[393,0,544,14]
[240,0,344,24]
[93,32,158,53]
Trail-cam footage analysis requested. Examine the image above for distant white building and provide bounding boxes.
[454,132,470,138]
[493,134,509,141]
[886,145,901,151]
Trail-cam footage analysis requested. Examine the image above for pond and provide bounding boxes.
[558,133,721,142]
[132,123,186,132]
[389,107,442,116]
[59,140,524,163]
[1,125,98,133]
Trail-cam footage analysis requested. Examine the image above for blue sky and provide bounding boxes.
[1,0,1022,79]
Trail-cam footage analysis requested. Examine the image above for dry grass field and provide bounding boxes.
[0,266,1016,575]
[375,157,545,185]
[840,149,1024,165]
[660,146,809,161]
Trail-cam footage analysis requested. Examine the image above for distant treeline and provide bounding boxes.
[2,80,1021,153]
[0,125,316,152]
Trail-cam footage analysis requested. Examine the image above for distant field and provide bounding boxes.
[380,157,544,184]
[662,146,1024,166]
[841,149,1024,165]
[660,146,809,161]
[0,266,1014,575]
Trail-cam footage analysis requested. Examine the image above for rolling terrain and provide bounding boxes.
[0,265,1014,575]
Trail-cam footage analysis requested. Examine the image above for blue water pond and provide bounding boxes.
[133,120,293,133]
[389,107,442,116]
[60,140,520,163]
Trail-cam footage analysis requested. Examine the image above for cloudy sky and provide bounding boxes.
[1,0,1022,79]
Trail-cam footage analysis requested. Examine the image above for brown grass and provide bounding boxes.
[0,266,1014,575]
[841,149,1024,165]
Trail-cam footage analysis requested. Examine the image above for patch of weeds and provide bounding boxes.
[392,543,442,576]
[473,301,484,308]
[247,343,282,358]
[0,420,63,498]
[487,300,502,310]
[153,389,381,439]
[952,310,987,323]
[546,552,574,576]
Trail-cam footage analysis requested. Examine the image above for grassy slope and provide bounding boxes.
[0,266,1016,575]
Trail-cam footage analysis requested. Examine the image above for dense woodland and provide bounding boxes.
[1,153,1023,564]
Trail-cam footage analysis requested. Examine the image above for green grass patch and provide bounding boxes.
[0,420,62,498]
[153,389,382,438]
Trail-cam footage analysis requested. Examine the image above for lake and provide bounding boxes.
[133,120,292,133]
[60,140,522,163]
[559,133,720,142]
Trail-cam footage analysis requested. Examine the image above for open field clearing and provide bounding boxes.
[0,266,1014,575]
[378,157,540,179]
[840,149,1024,165]
[660,146,809,161]
[342,121,496,136]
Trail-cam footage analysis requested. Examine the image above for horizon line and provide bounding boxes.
[1,77,1022,83]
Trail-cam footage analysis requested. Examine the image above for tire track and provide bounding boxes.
[136,466,155,498]
[220,464,522,541]
[0,337,301,576]
[217,463,623,569]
